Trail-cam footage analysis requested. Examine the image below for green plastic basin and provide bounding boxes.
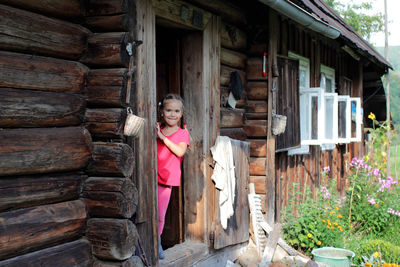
[311,247,355,267]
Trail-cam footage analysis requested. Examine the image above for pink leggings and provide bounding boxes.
[158,184,172,235]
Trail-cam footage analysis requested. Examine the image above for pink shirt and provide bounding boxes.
[157,127,190,186]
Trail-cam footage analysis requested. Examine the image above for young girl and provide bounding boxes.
[156,93,190,259]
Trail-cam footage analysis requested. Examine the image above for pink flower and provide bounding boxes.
[368,198,376,205]
[323,166,330,173]
[320,186,331,199]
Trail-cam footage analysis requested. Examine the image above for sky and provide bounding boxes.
[339,0,400,47]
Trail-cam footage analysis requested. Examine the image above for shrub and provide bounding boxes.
[358,240,400,264]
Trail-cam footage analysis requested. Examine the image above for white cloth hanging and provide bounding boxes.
[210,136,236,229]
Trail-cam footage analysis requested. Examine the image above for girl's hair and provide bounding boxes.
[158,93,185,128]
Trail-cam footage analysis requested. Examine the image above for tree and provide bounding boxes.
[323,0,384,42]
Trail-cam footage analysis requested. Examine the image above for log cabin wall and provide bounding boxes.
[0,0,145,266]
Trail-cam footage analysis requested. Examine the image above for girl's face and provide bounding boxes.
[161,99,183,127]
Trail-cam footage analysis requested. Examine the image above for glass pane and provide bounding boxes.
[325,97,334,139]
[300,69,306,88]
[326,78,333,93]
[338,101,347,138]
[351,100,357,138]
[300,93,310,140]
[311,96,318,140]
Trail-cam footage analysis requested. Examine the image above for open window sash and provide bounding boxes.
[337,95,351,143]
[350,97,362,142]
[300,87,325,145]
[323,92,338,143]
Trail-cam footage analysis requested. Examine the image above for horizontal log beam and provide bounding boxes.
[0,88,86,128]
[85,108,126,139]
[250,176,267,194]
[0,200,86,260]
[0,173,85,212]
[93,256,144,267]
[220,86,245,108]
[250,157,266,176]
[221,48,246,69]
[0,239,92,266]
[0,51,89,93]
[86,218,138,261]
[0,4,90,59]
[83,177,138,218]
[245,112,267,120]
[247,139,267,157]
[87,142,134,177]
[85,68,131,107]
[80,32,131,67]
[246,100,268,113]
[0,127,92,177]
[0,0,84,18]
[220,107,244,128]
[220,128,246,141]
[244,120,267,137]
[220,65,245,87]
[221,22,246,51]
[247,82,268,100]
[246,57,268,81]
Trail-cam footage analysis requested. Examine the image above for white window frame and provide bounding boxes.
[300,87,325,145]
[350,97,362,142]
[320,64,335,93]
[337,95,351,143]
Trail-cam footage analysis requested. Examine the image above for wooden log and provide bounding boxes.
[220,86,245,108]
[246,57,268,81]
[247,81,268,100]
[220,128,246,141]
[0,88,86,128]
[221,22,246,51]
[0,0,85,18]
[85,68,131,107]
[247,139,267,157]
[250,176,267,194]
[221,48,246,69]
[247,43,267,57]
[186,0,246,25]
[0,239,92,267]
[0,51,89,93]
[85,108,126,138]
[80,32,131,67]
[0,127,92,177]
[0,173,85,212]
[85,0,136,32]
[0,200,86,260]
[152,0,212,31]
[244,120,267,137]
[0,4,90,59]
[246,100,268,113]
[93,256,144,267]
[83,177,138,218]
[87,142,134,177]
[220,108,244,128]
[220,65,245,87]
[250,157,266,176]
[86,218,139,261]
[245,113,267,120]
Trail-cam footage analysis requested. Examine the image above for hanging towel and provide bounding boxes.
[210,136,236,229]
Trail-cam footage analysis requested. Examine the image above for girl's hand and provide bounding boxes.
[156,123,165,140]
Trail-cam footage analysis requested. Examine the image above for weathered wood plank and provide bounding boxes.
[221,22,246,51]
[220,65,245,87]
[85,108,126,138]
[0,4,90,59]
[243,120,267,137]
[250,157,266,176]
[0,0,84,18]
[86,142,133,177]
[221,48,246,69]
[0,200,86,260]
[0,127,92,177]
[80,32,131,67]
[83,177,138,218]
[247,139,266,157]
[0,51,89,93]
[220,127,246,141]
[247,81,268,100]
[152,0,212,31]
[246,100,268,113]
[246,57,268,81]
[86,218,139,261]
[93,256,144,267]
[0,239,92,267]
[245,112,267,120]
[220,107,244,128]
[0,173,85,212]
[0,88,86,128]
[250,176,266,194]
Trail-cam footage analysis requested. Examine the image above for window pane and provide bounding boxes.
[300,93,310,140]
[311,96,319,140]
[351,101,357,138]
[326,78,333,93]
[325,97,334,139]
[300,69,307,88]
[338,101,347,138]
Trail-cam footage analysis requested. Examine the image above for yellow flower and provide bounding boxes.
[322,219,326,223]
[368,112,376,120]
[337,214,343,218]
[327,219,331,225]
[365,155,370,162]
[334,222,338,226]
[338,226,343,232]
[307,233,312,238]
[317,241,322,245]
[329,210,335,215]
[382,151,387,157]
[326,225,330,229]
[349,225,353,229]
[335,206,340,210]
[365,263,372,267]
[374,252,380,258]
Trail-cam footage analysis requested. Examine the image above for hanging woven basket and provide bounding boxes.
[124,107,145,137]
[272,113,287,136]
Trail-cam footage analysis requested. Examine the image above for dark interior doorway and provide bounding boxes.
[156,25,189,248]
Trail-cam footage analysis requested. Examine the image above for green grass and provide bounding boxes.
[390,144,400,178]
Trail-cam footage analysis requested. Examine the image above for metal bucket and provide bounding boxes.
[311,247,355,267]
